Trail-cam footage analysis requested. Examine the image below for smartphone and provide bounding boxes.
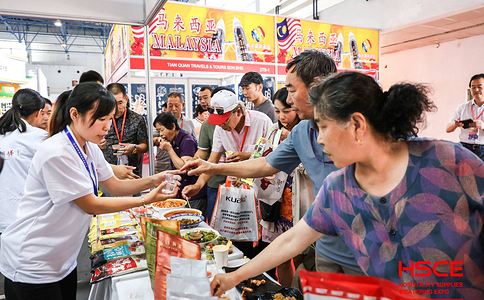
[460,118,473,129]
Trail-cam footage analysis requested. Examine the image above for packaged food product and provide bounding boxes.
[91,255,147,283]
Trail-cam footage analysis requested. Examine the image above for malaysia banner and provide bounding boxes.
[277,17,302,51]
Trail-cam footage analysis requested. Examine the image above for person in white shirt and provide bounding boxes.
[37,98,52,131]
[446,73,484,160]
[193,104,209,140]
[182,87,272,258]
[0,89,48,234]
[0,82,179,300]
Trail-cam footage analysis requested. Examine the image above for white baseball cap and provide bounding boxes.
[207,90,238,125]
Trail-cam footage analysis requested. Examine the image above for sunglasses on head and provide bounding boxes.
[208,106,225,115]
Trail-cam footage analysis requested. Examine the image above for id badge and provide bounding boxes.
[117,154,129,166]
[468,127,479,140]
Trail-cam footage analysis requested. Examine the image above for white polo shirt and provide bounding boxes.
[212,110,273,154]
[450,99,484,145]
[0,125,113,283]
[0,122,48,232]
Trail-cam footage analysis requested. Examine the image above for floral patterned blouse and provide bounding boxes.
[304,138,484,299]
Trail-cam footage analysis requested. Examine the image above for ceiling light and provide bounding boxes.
[55,20,62,27]
[61,43,67,48]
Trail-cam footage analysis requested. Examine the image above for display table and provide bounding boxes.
[88,221,245,300]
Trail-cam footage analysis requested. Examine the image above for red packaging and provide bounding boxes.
[300,270,427,300]
[91,255,146,283]
[154,230,201,300]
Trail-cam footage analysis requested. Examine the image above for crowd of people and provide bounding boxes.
[0,50,483,300]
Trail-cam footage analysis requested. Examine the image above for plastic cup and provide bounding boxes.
[162,181,176,194]
[112,144,125,155]
[213,245,229,269]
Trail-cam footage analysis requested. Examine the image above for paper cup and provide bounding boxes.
[213,245,229,269]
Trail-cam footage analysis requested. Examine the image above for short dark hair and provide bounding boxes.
[162,102,167,109]
[211,86,235,97]
[79,70,104,84]
[200,86,213,93]
[106,83,126,97]
[239,71,263,87]
[43,97,52,107]
[153,112,180,131]
[309,72,436,142]
[167,92,183,103]
[469,74,484,88]
[287,49,337,88]
[196,104,208,116]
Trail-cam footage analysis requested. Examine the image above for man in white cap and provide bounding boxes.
[183,87,272,257]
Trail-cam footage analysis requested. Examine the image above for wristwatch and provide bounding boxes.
[132,144,137,154]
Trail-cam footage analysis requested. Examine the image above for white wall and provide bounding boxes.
[380,34,484,142]
[26,50,104,101]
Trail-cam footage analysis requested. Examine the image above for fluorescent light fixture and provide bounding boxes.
[55,20,62,27]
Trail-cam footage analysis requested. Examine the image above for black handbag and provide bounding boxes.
[260,200,281,222]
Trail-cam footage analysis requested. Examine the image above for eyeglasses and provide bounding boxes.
[208,106,225,115]
[310,128,334,164]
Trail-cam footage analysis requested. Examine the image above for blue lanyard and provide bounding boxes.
[65,128,98,195]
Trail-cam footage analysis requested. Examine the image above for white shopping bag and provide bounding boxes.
[251,131,288,206]
[210,181,261,242]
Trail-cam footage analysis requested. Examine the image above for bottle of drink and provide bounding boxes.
[233,17,254,62]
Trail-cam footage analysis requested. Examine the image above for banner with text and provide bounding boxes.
[276,17,379,75]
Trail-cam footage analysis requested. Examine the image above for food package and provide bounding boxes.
[170,257,207,277]
[154,230,201,300]
[140,216,180,243]
[91,254,147,283]
[90,239,145,271]
[299,270,425,300]
[144,220,181,289]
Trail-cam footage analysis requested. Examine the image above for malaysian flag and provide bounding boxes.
[277,18,302,51]
[131,10,164,39]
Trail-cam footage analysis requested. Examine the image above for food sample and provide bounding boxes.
[272,294,296,300]
[179,218,199,225]
[250,279,266,286]
[183,230,218,243]
[152,199,186,209]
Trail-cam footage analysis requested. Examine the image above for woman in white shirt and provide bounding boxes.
[0,82,179,300]
[0,88,48,234]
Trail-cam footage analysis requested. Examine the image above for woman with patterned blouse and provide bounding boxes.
[210,72,484,300]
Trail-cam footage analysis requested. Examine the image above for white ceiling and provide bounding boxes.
[381,5,484,54]
[0,0,167,25]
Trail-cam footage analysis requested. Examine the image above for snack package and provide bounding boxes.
[166,292,217,300]
[140,216,180,243]
[89,212,136,230]
[89,235,142,254]
[145,220,180,289]
[300,270,425,300]
[90,240,145,271]
[170,257,207,277]
[91,254,147,283]
[154,230,201,300]
[166,274,211,298]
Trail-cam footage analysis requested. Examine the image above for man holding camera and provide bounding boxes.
[446,74,484,160]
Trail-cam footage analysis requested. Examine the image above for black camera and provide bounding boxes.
[460,118,473,129]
